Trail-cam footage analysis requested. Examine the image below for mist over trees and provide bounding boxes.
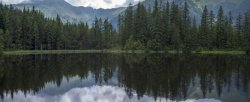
[0,0,250,53]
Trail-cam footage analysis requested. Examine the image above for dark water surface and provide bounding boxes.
[0,54,250,102]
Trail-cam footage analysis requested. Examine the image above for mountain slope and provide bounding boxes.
[14,0,125,25]
[13,0,250,25]
[142,0,250,18]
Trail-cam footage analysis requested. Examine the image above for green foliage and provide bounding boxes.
[147,39,161,51]
[0,4,117,50]
[243,11,250,54]
[0,2,250,53]
[118,0,249,53]
[124,36,145,50]
[0,29,4,52]
[216,6,227,49]
[199,6,210,48]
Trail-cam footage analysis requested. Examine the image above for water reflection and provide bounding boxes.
[0,54,249,102]
[2,84,221,102]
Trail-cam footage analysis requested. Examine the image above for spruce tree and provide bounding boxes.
[148,0,164,51]
[162,2,170,48]
[170,2,181,51]
[243,11,250,54]
[182,1,192,53]
[134,3,148,46]
[216,6,227,49]
[199,6,209,49]
[208,10,216,49]
[225,12,235,48]
[0,29,4,52]
[122,3,134,48]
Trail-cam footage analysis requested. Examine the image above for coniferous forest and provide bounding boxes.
[0,0,250,54]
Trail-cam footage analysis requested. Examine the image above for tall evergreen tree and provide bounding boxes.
[122,3,134,48]
[199,6,209,49]
[235,13,244,48]
[169,2,181,51]
[182,1,192,53]
[148,0,164,50]
[216,6,227,49]
[190,17,198,50]
[225,12,235,48]
[134,2,148,45]
[208,10,216,49]
[162,2,170,47]
[0,29,4,52]
[243,11,250,54]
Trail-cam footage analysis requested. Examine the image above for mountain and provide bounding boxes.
[13,0,250,25]
[14,0,125,25]
[141,0,250,19]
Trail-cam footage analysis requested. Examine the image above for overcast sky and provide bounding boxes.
[1,0,143,9]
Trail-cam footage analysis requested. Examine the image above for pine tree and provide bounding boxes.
[199,6,209,49]
[0,9,5,31]
[148,0,164,51]
[122,3,134,48]
[216,6,227,49]
[162,1,170,48]
[208,10,216,49]
[182,1,192,53]
[243,11,250,54]
[235,13,243,48]
[0,29,4,52]
[225,12,235,48]
[103,19,113,48]
[190,17,198,50]
[134,2,148,46]
[170,2,181,51]
[55,15,62,50]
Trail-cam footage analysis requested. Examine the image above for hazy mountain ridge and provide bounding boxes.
[13,0,250,25]
[14,0,125,25]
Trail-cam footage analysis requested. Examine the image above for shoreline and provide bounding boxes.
[2,50,246,55]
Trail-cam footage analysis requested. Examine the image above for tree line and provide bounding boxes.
[118,0,250,53]
[0,1,250,54]
[0,3,118,51]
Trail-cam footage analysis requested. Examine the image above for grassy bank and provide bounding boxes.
[2,50,246,55]
[3,50,144,55]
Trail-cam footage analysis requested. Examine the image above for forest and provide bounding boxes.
[0,0,250,54]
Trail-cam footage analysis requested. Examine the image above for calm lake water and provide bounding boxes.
[0,54,249,102]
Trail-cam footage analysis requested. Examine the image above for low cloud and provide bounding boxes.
[64,0,142,9]
[1,0,143,9]
[1,0,30,4]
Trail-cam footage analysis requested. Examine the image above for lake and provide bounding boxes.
[0,53,249,102]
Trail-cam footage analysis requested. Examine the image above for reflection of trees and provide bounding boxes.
[0,54,249,100]
[0,54,119,99]
[119,54,250,100]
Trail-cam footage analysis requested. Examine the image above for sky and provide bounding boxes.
[1,0,144,9]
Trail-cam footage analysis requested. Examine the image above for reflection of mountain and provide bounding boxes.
[0,54,250,101]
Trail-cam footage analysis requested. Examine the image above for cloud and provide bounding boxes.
[2,85,221,102]
[1,0,143,9]
[1,0,30,4]
[64,0,143,9]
